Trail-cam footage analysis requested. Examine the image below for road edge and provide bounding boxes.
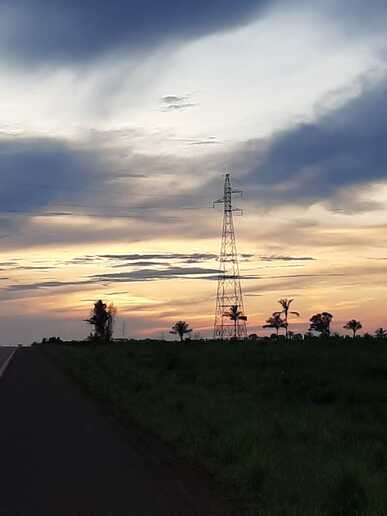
[0,348,17,379]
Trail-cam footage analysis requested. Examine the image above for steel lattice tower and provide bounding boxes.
[213,173,247,339]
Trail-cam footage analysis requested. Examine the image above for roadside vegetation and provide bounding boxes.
[41,335,387,516]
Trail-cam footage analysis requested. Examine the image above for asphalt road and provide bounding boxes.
[0,348,230,516]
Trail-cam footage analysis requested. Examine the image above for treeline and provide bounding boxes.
[35,297,387,345]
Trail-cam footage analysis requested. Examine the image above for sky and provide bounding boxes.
[1,0,387,344]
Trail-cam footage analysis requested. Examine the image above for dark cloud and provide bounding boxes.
[1,1,386,70]
[14,266,58,270]
[101,253,218,262]
[93,266,222,283]
[0,128,231,250]
[171,135,221,146]
[6,280,94,292]
[0,1,272,66]
[164,103,196,112]
[0,134,210,249]
[0,137,107,214]
[66,256,106,265]
[240,76,387,210]
[161,95,196,111]
[199,273,259,281]
[112,261,169,268]
[162,96,187,104]
[260,255,315,262]
[189,138,221,146]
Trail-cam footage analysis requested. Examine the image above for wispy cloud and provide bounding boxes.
[161,95,196,111]
[92,266,222,283]
[101,253,219,262]
[6,280,94,292]
[260,255,315,262]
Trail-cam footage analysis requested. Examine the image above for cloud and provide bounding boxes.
[101,253,218,262]
[201,273,260,281]
[92,266,222,283]
[162,96,187,105]
[6,280,94,292]
[161,94,196,111]
[189,137,221,146]
[5,73,387,254]
[0,1,272,66]
[14,266,58,270]
[0,132,222,250]
[238,75,387,210]
[0,136,107,214]
[317,0,387,33]
[2,0,386,70]
[260,255,315,261]
[112,261,170,268]
[165,103,196,112]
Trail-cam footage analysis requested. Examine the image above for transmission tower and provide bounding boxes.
[213,173,247,339]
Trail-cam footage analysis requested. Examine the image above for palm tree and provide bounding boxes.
[343,319,362,338]
[263,313,286,336]
[170,321,192,342]
[375,328,387,339]
[274,298,300,338]
[223,305,247,339]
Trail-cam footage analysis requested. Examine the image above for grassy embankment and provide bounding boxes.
[43,338,387,516]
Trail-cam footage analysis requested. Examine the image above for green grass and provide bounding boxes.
[42,337,387,515]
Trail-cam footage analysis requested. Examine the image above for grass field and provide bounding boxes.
[42,337,387,515]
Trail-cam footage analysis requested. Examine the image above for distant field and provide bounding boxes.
[42,338,387,516]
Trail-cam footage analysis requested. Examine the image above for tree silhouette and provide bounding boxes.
[273,298,300,338]
[309,312,333,337]
[85,300,116,342]
[343,319,362,338]
[223,305,247,339]
[170,321,192,342]
[375,327,387,339]
[263,313,286,336]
